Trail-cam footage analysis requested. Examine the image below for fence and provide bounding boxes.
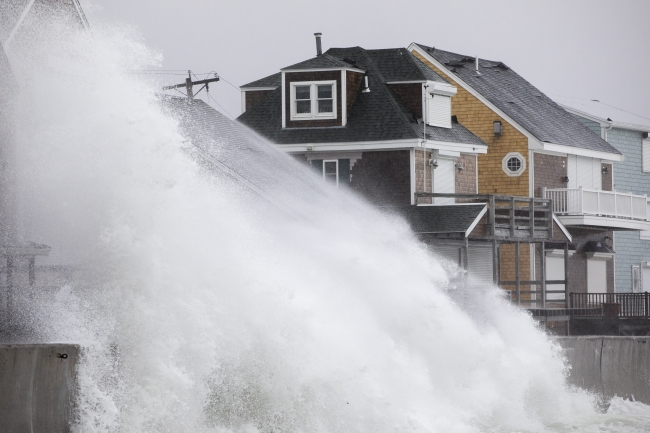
[545,188,648,221]
[569,292,650,318]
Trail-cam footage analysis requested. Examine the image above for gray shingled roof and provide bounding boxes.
[1,0,87,44]
[281,53,358,71]
[238,46,485,147]
[414,44,621,156]
[363,48,447,83]
[399,204,486,234]
[241,72,281,89]
[159,96,322,206]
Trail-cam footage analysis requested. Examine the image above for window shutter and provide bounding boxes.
[433,158,455,204]
[427,95,451,128]
[576,156,594,189]
[311,160,323,176]
[643,140,650,172]
[338,159,350,187]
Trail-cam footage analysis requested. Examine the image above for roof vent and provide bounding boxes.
[475,56,481,75]
[314,33,322,56]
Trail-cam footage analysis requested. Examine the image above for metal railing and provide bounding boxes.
[569,292,650,318]
[545,187,648,221]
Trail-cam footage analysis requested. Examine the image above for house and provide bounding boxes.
[408,43,650,310]
[555,98,650,294]
[238,35,572,302]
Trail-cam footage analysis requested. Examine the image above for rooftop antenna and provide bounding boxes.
[163,70,220,102]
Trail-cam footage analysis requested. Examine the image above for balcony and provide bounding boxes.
[544,187,650,231]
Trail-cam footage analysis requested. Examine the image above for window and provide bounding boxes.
[501,152,526,177]
[323,160,338,185]
[290,81,337,120]
[632,264,641,293]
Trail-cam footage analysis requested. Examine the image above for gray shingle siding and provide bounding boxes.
[606,127,650,292]
[569,117,650,292]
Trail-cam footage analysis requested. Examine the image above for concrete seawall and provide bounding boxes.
[557,337,650,404]
[0,344,79,433]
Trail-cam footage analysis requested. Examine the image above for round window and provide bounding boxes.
[501,152,526,177]
[506,156,521,173]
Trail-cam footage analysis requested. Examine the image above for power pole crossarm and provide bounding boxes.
[162,70,220,101]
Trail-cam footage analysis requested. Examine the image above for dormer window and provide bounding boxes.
[290,81,337,121]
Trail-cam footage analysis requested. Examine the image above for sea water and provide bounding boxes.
[5,18,650,433]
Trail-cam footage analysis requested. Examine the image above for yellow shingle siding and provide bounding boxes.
[412,51,530,198]
[412,51,532,292]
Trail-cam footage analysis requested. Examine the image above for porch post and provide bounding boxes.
[564,242,570,308]
[541,241,546,308]
[492,238,498,285]
[515,241,521,305]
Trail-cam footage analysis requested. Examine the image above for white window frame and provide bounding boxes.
[502,152,526,177]
[322,159,339,186]
[632,264,641,293]
[290,81,337,121]
[643,139,650,173]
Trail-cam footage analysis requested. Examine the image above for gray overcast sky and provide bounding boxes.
[83,0,649,123]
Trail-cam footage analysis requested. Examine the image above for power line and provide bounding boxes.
[206,91,234,119]
[552,94,650,123]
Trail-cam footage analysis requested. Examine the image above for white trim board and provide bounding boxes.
[240,86,278,91]
[281,67,365,74]
[555,215,650,232]
[274,139,487,154]
[552,214,573,243]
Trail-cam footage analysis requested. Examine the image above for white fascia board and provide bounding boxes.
[465,205,488,237]
[241,91,246,113]
[281,72,286,128]
[240,86,278,91]
[386,80,427,84]
[552,214,573,243]
[541,142,624,162]
[408,43,538,143]
[556,215,650,232]
[281,67,365,74]
[427,81,457,97]
[274,139,487,154]
[425,140,487,154]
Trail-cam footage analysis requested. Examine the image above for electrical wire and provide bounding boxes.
[553,94,650,123]
[206,91,235,119]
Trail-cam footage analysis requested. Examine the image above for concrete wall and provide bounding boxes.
[0,344,79,433]
[557,336,650,404]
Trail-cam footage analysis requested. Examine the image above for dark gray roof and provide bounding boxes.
[399,204,486,234]
[241,72,281,89]
[1,0,87,44]
[281,53,358,71]
[158,96,325,210]
[238,46,485,147]
[363,48,447,83]
[415,44,621,156]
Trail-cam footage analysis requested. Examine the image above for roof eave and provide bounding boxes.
[281,67,366,74]
[541,142,624,162]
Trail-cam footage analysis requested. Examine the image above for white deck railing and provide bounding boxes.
[544,188,648,221]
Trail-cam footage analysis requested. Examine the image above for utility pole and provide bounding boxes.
[163,70,220,101]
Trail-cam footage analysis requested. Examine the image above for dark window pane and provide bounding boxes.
[317,85,332,99]
[318,100,333,113]
[296,100,311,114]
[295,86,310,100]
[507,157,521,172]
